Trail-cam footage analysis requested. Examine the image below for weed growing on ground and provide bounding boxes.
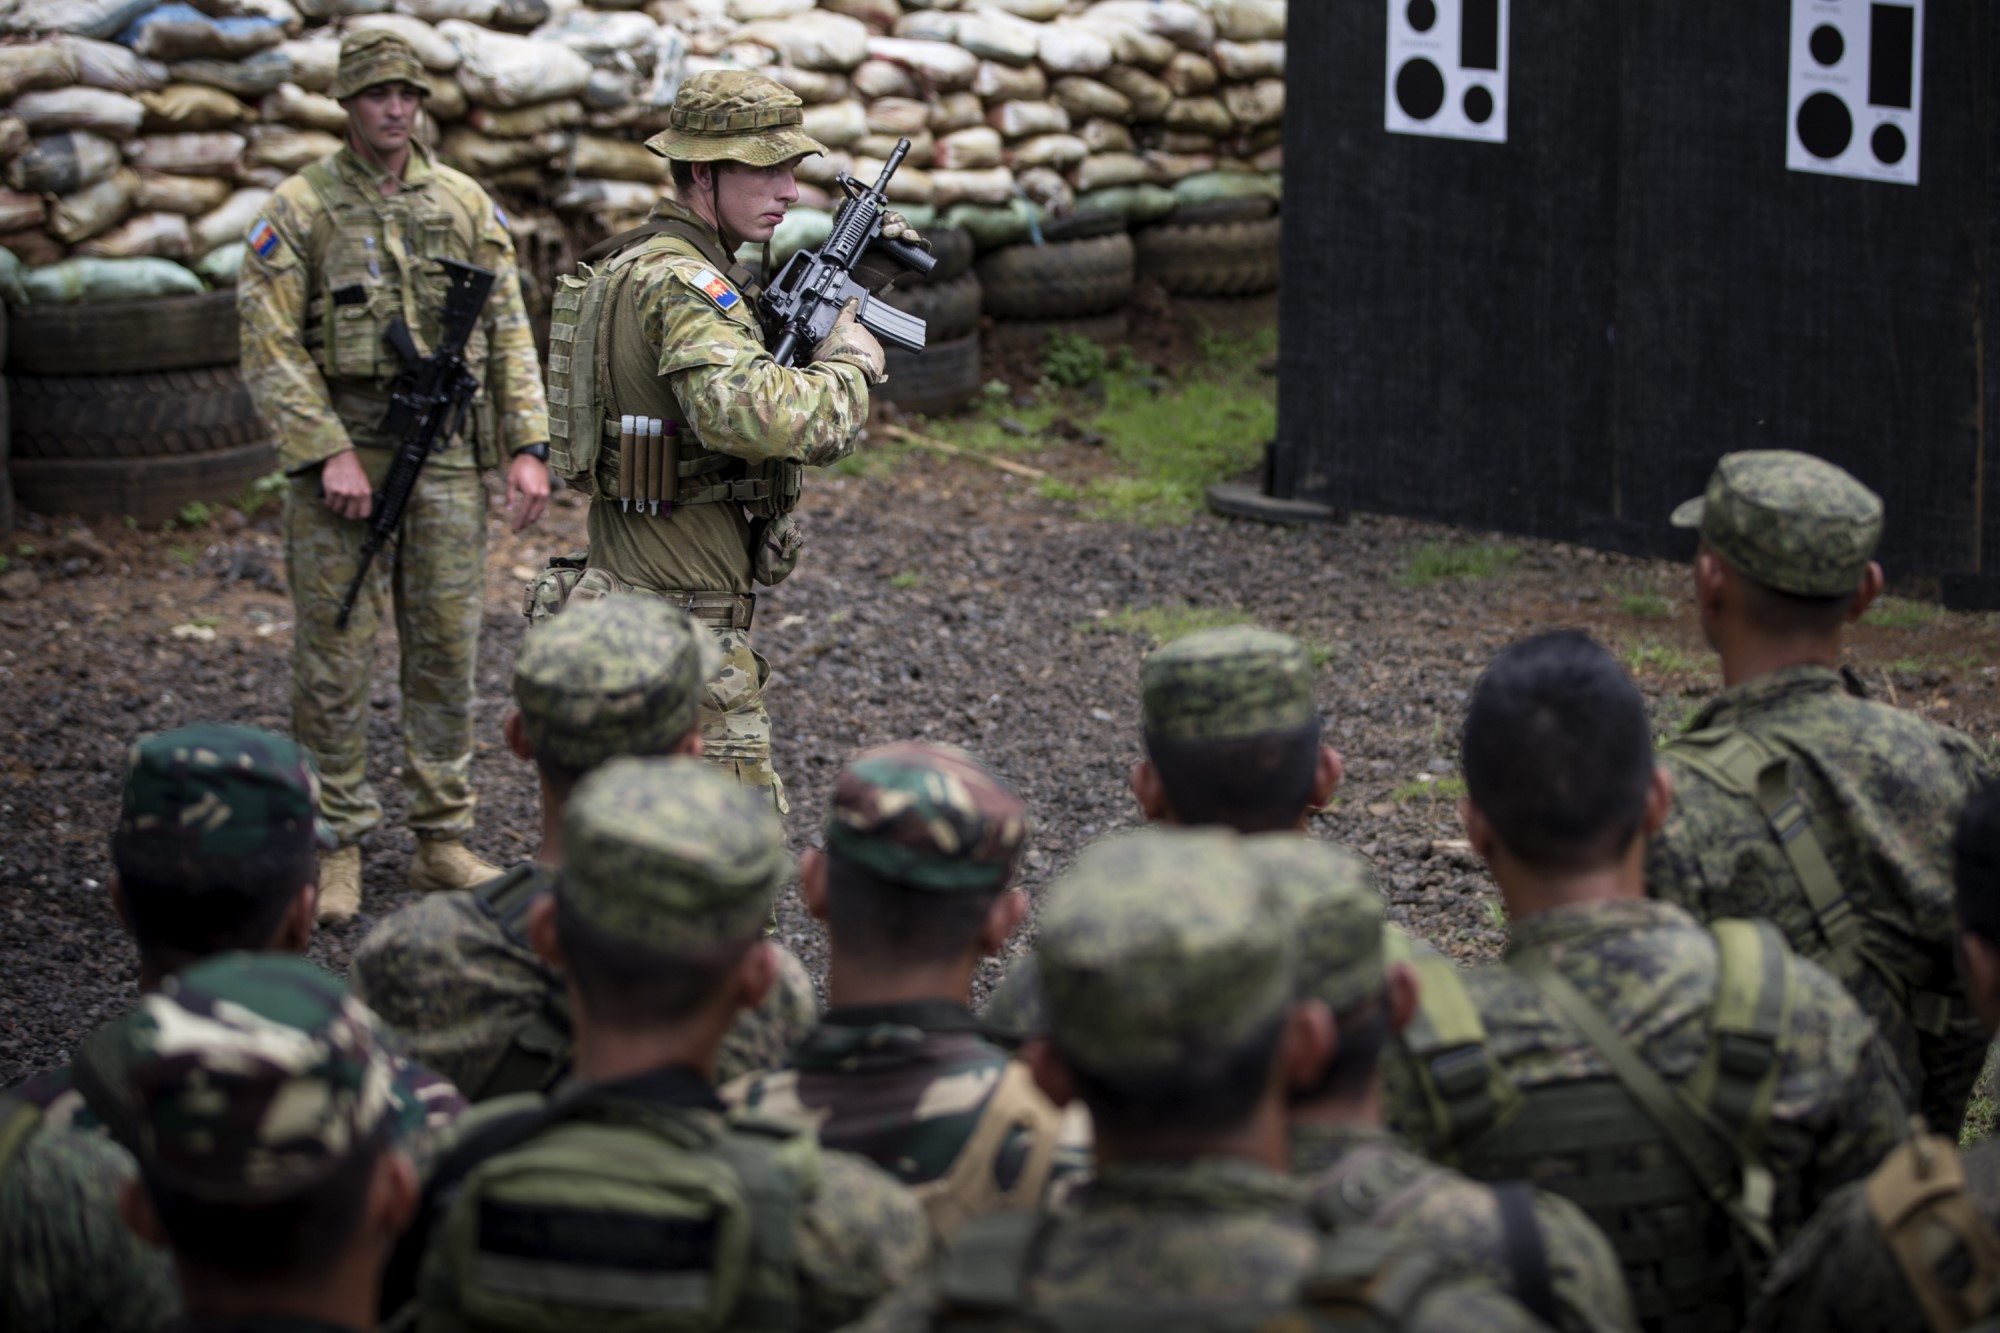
[1390,774,1467,803]
[1039,332,1109,389]
[175,501,213,529]
[231,470,286,517]
[888,570,921,590]
[1966,1053,1999,1147]
[1396,542,1520,587]
[168,545,198,567]
[1615,587,1673,620]
[1085,603,1253,641]
[1862,596,1945,630]
[1484,898,1508,931]
[1622,639,1700,675]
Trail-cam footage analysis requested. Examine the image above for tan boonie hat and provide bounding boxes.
[645,70,827,167]
[1670,449,1883,597]
[333,30,430,101]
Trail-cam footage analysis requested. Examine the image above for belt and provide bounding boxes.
[660,589,756,632]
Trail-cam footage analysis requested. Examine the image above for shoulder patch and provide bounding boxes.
[690,266,739,311]
[248,218,279,259]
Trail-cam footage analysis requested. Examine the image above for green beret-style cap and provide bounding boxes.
[825,741,1029,893]
[1246,835,1386,1013]
[1670,450,1883,597]
[1142,627,1319,743]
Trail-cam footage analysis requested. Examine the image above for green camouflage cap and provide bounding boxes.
[514,595,721,774]
[1246,836,1386,1013]
[332,29,430,101]
[825,741,1030,893]
[1040,827,1293,1078]
[1670,450,1884,597]
[1142,627,1319,743]
[561,756,790,951]
[85,954,410,1202]
[117,723,336,860]
[645,70,827,167]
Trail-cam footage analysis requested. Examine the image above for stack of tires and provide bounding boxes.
[1135,199,1282,323]
[881,227,983,417]
[5,292,274,527]
[978,215,1137,352]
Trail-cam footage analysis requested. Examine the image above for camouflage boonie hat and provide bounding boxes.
[562,756,790,952]
[1670,450,1883,597]
[116,723,336,860]
[332,29,430,101]
[825,742,1030,893]
[1142,627,1319,743]
[1040,827,1293,1078]
[514,595,721,774]
[644,70,827,167]
[85,954,409,1203]
[1247,836,1386,1013]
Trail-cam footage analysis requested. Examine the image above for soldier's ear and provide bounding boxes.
[119,1179,167,1249]
[980,888,1029,954]
[371,1151,420,1241]
[502,709,533,763]
[1642,764,1673,837]
[799,848,830,921]
[1847,562,1886,624]
[527,894,564,970]
[1384,961,1419,1037]
[1460,798,1496,865]
[275,884,317,954]
[1305,745,1344,818]
[735,938,778,1012]
[1281,999,1336,1096]
[675,729,704,759]
[1131,758,1173,822]
[1693,549,1729,620]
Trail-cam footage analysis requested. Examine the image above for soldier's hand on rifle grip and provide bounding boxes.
[321,449,375,522]
[879,210,931,253]
[813,298,886,384]
[505,449,550,532]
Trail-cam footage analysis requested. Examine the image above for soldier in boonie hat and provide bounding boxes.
[1670,449,1884,597]
[645,69,827,169]
[331,28,431,102]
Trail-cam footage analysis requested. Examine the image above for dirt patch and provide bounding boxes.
[4,440,1998,1087]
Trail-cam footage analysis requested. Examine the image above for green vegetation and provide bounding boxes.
[1862,596,1944,630]
[1396,542,1520,588]
[175,501,213,529]
[1390,774,1467,803]
[15,542,34,557]
[1615,588,1673,620]
[1039,331,1109,389]
[231,469,287,517]
[168,544,198,567]
[1622,639,1700,675]
[1654,701,1704,748]
[888,569,921,590]
[1889,652,1981,677]
[188,615,222,629]
[1965,1055,1998,1147]
[1085,603,1253,642]
[1484,897,1508,931]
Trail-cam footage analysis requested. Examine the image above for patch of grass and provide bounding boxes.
[888,570,921,590]
[1390,774,1467,803]
[1396,542,1521,588]
[1966,1052,1999,1147]
[0,554,8,573]
[1862,596,1944,630]
[168,544,198,567]
[1654,701,1704,748]
[188,615,222,629]
[14,542,34,557]
[1615,588,1673,620]
[231,469,286,516]
[1484,898,1508,931]
[175,501,213,529]
[1084,603,1254,643]
[1622,639,1700,675]
[1889,652,1981,676]
[1039,331,1108,389]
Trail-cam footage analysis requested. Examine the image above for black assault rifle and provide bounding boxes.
[759,138,937,367]
[333,256,495,630]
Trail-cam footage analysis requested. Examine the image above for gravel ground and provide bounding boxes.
[4,446,1998,1087]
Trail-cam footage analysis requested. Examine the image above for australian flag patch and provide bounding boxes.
[247,219,279,259]
[692,267,738,310]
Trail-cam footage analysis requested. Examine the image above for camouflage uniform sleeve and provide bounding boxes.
[833,1276,943,1333]
[1643,750,1719,916]
[472,194,549,454]
[1781,955,1910,1219]
[1742,1178,1914,1333]
[637,260,869,468]
[238,181,353,475]
[1531,1191,1640,1333]
[795,1149,937,1331]
[1410,1277,1563,1332]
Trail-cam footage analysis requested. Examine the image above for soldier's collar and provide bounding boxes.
[650,195,722,243]
[1090,1157,1308,1212]
[820,999,983,1033]
[1502,896,1690,961]
[338,139,439,193]
[1695,662,1848,728]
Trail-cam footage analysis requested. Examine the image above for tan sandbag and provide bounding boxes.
[1251,143,1282,172]
[423,78,468,122]
[439,127,560,174]
[568,135,668,183]
[1014,164,1071,214]
[278,35,340,92]
[766,66,849,104]
[792,149,855,188]
[866,97,931,136]
[1224,78,1283,129]
[344,13,462,69]
[736,12,870,71]
[795,181,832,211]
[1146,129,1222,154]
[820,0,900,27]
[0,117,27,162]
[551,176,658,215]
[1005,132,1087,170]
[1078,118,1134,153]
[1244,124,1282,154]
[401,0,498,21]
[928,165,1013,207]
[1209,0,1285,42]
[929,91,985,134]
[933,125,1002,170]
[863,35,978,89]
[714,40,778,68]
[851,59,917,100]
[12,88,146,139]
[234,164,287,189]
[1162,95,1232,136]
[1066,15,1174,69]
[896,10,1040,67]
[727,0,814,16]
[55,35,169,93]
[441,19,591,108]
[0,187,43,232]
[8,132,124,194]
[259,81,346,133]
[247,125,341,172]
[76,209,191,259]
[128,11,286,62]
[972,60,1046,104]
[1086,1,1215,51]
[988,100,1069,139]
[0,43,81,103]
[1105,64,1172,121]
[139,83,250,132]
[135,171,231,214]
[857,129,932,166]
[1036,24,1114,76]
[801,100,868,148]
[130,130,248,177]
[972,0,1065,18]
[469,98,583,138]
[1052,76,1131,122]
[49,167,138,244]
[1214,38,1284,81]
[170,50,292,97]
[1141,149,1214,183]
[1161,50,1218,96]
[192,186,269,253]
[1067,151,1148,192]
[850,157,934,202]
[0,228,65,266]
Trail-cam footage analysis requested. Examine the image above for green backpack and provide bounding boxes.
[419,1088,817,1333]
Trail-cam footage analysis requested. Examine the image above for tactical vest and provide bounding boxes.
[421,1087,815,1333]
[546,212,800,521]
[1402,918,1794,1333]
[1666,723,1957,1037]
[470,866,573,1102]
[1866,1130,2000,1333]
[914,1060,1070,1242]
[932,1209,1462,1333]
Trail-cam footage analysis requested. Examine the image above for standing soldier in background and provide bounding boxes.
[530,69,917,814]
[239,29,551,924]
[1646,450,1993,1133]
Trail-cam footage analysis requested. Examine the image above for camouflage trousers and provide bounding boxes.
[284,468,486,844]
[523,559,787,815]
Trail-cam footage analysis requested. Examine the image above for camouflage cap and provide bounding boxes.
[644,70,827,168]
[561,756,790,952]
[1040,827,1293,1078]
[514,595,721,774]
[1246,836,1386,1013]
[1670,450,1884,597]
[332,29,430,101]
[825,741,1030,893]
[116,723,336,861]
[86,954,408,1203]
[1142,627,1319,743]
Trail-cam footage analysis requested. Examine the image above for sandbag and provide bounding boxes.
[345,13,462,69]
[754,204,831,266]
[119,4,286,61]
[1086,0,1215,51]
[929,164,1012,207]
[8,133,124,194]
[197,239,244,283]
[972,60,1045,104]
[0,45,81,103]
[3,0,157,42]
[988,100,1069,138]
[821,0,901,28]
[851,156,934,202]
[170,50,292,96]
[1052,76,1130,121]
[259,81,346,133]
[1145,129,1222,154]
[791,150,855,188]
[1014,164,1071,214]
[942,197,1036,250]
[293,0,394,15]
[933,125,1002,170]
[857,129,933,166]
[766,66,850,104]
[424,78,468,122]
[970,0,1065,18]
[10,89,146,140]
[1141,150,1214,183]
[48,168,139,244]
[0,229,65,267]
[1161,50,1218,96]
[0,188,44,233]
[1213,38,1284,81]
[56,35,169,93]
[1067,15,1174,69]
[1251,144,1281,173]
[1104,64,1172,121]
[1172,169,1280,207]
[1162,95,1232,136]
[246,125,340,172]
[929,91,985,134]
[552,177,657,214]
[737,12,870,71]
[18,254,205,304]
[581,71,633,114]
[851,59,917,100]
[129,131,249,177]
[0,118,28,163]
[1068,151,1148,192]
[1207,0,1285,42]
[714,40,778,68]
[897,11,1040,67]
[1224,78,1284,129]
[1036,24,1114,75]
[1075,181,1177,224]
[135,172,232,214]
[439,128,561,174]
[864,36,978,89]
[1005,132,1086,169]
[75,209,190,258]
[400,0,497,20]
[728,0,814,15]
[798,100,865,149]
[277,35,340,91]
[192,187,269,253]
[567,134,666,182]
[441,20,592,107]
[469,99,583,138]
[1078,117,1135,153]
[530,8,658,65]
[866,97,931,136]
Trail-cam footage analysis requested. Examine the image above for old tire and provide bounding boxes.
[883,331,982,417]
[7,290,241,376]
[887,271,981,344]
[10,367,266,460]
[986,310,1129,351]
[905,226,973,285]
[1177,292,1279,332]
[976,233,1135,320]
[1135,215,1281,297]
[9,440,276,527]
[1168,198,1275,226]
[1040,210,1127,243]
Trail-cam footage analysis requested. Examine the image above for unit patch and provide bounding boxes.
[248,219,279,258]
[691,268,738,310]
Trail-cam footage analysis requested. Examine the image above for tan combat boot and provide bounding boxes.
[409,839,501,893]
[316,845,363,925]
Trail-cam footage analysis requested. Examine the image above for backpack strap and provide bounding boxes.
[915,1061,1068,1240]
[1297,1224,1444,1327]
[1687,919,1790,1161]
[470,868,575,1100]
[1867,1130,2000,1333]
[1510,952,1778,1259]
[1493,1182,1558,1328]
[0,1093,41,1180]
[714,1116,811,1333]
[1387,930,1516,1146]
[937,1207,1047,1317]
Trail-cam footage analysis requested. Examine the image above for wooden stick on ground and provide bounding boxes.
[880,424,1052,480]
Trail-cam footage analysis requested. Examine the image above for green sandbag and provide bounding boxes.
[1074,183,1178,225]
[18,255,205,305]
[0,248,24,307]
[940,198,1041,251]
[1171,170,1281,208]
[196,240,244,286]
[735,203,940,271]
